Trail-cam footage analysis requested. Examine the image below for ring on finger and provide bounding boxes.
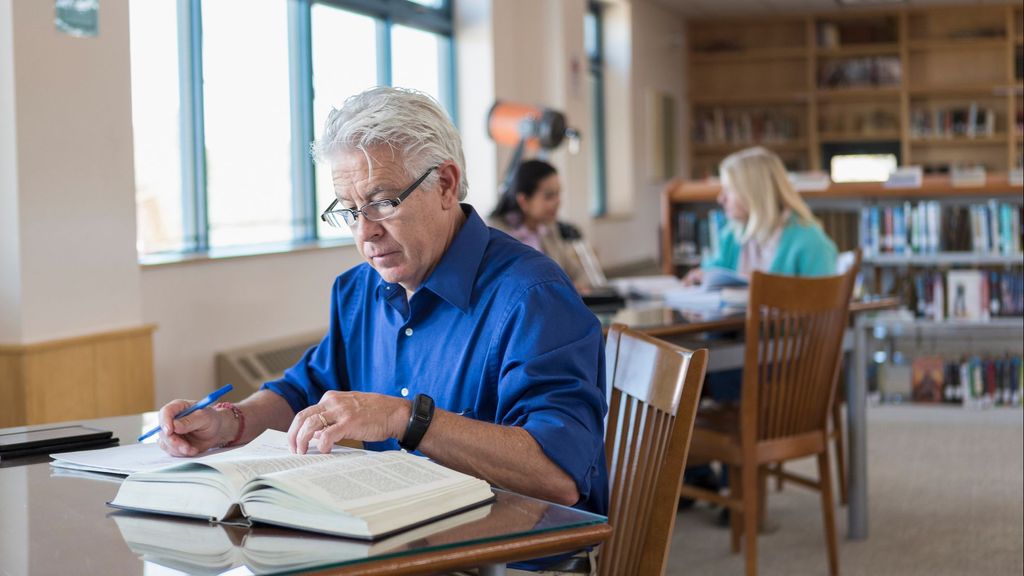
[317,411,330,429]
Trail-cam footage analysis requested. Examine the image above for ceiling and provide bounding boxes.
[651,0,1016,18]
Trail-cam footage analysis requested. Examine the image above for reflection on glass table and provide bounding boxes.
[110,489,605,575]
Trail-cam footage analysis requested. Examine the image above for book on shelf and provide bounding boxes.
[111,504,492,576]
[911,356,946,403]
[910,103,997,140]
[107,429,494,540]
[692,108,799,147]
[942,354,1023,408]
[946,270,988,321]
[872,268,1022,321]
[859,201,1022,257]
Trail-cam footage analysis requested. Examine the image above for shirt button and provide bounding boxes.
[404,327,413,336]
[400,387,409,397]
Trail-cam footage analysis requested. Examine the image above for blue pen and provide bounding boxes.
[138,384,234,442]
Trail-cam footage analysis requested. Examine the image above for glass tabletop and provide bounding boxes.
[591,298,745,334]
[0,415,607,575]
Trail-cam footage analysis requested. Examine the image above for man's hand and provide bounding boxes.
[156,399,233,457]
[288,391,411,455]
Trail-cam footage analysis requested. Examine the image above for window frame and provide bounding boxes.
[586,1,608,218]
[136,0,454,262]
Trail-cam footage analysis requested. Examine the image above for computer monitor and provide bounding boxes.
[821,141,901,183]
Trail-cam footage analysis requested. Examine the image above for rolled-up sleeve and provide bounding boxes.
[491,279,607,508]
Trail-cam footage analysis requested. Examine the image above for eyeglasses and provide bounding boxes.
[321,165,439,228]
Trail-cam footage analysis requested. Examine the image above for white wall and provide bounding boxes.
[592,0,687,268]
[141,248,362,404]
[0,0,21,343]
[5,0,143,343]
[455,0,497,214]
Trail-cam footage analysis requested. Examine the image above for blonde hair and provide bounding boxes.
[719,146,819,244]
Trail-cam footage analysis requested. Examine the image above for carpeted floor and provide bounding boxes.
[666,405,1024,575]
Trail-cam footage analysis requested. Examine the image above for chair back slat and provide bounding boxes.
[600,325,708,576]
[742,259,859,444]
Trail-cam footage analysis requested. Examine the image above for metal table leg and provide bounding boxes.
[479,563,508,576]
[847,315,868,540]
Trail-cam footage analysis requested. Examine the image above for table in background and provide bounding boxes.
[0,414,609,576]
[593,297,900,541]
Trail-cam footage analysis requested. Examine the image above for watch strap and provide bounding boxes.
[399,394,434,452]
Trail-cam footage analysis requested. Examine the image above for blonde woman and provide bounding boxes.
[684,146,836,285]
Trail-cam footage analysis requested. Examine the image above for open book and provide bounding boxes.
[108,429,494,540]
[112,504,492,575]
[700,266,749,291]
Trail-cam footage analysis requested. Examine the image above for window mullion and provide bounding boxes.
[178,0,209,251]
[378,17,392,86]
[289,0,316,241]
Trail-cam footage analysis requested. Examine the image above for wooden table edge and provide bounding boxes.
[307,522,612,576]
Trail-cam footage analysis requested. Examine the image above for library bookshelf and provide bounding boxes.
[686,3,1024,179]
[661,174,1024,407]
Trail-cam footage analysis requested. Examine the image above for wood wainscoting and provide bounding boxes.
[0,325,155,428]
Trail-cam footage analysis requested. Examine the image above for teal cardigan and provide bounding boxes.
[705,215,837,277]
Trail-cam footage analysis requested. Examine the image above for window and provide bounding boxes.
[129,0,183,254]
[202,0,294,248]
[584,2,608,217]
[129,0,454,258]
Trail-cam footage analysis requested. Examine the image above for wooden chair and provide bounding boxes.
[598,324,708,576]
[678,267,858,576]
[776,250,862,505]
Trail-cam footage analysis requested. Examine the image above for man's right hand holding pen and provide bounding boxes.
[157,389,296,457]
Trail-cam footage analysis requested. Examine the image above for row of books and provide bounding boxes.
[673,209,725,263]
[859,202,1023,256]
[818,56,901,89]
[692,108,801,147]
[906,354,1022,408]
[909,104,997,140]
[872,268,1024,321]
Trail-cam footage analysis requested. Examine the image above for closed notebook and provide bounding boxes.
[108,429,494,540]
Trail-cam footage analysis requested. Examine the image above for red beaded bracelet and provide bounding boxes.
[214,402,245,447]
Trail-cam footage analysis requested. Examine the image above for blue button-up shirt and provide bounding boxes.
[263,205,609,517]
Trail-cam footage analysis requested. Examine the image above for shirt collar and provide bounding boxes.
[375,204,486,313]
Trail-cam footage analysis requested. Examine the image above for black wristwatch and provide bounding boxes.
[399,394,434,452]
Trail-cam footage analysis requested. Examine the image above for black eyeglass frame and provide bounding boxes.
[320,165,440,227]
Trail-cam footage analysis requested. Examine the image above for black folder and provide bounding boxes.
[0,425,116,461]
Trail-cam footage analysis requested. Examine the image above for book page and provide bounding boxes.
[50,441,233,475]
[244,451,473,512]
[146,428,362,496]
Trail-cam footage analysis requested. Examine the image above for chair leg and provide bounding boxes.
[817,450,839,576]
[729,464,741,553]
[832,400,848,505]
[758,465,768,527]
[743,463,759,576]
[774,462,784,492]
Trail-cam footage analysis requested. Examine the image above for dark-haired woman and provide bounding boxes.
[489,159,596,292]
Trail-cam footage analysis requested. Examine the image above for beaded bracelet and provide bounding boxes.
[214,402,245,447]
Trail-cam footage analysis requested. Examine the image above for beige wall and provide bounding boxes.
[2,0,143,344]
[1,0,689,404]
[592,0,687,268]
[0,0,21,343]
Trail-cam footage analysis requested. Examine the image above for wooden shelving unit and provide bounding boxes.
[686,3,1024,179]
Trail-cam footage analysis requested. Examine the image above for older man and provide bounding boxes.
[156,88,608,570]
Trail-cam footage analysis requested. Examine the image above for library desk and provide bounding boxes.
[0,414,610,576]
[593,297,900,541]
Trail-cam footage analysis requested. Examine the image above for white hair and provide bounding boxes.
[311,87,468,201]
